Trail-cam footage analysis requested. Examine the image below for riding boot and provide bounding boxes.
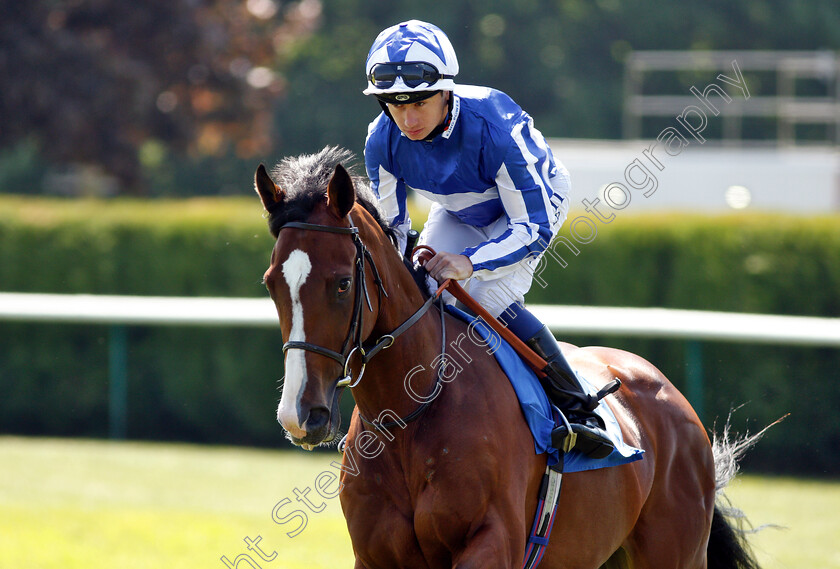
[525,325,618,459]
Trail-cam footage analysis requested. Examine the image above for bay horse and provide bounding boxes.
[255,147,760,569]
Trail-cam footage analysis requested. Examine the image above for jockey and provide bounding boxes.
[363,20,615,458]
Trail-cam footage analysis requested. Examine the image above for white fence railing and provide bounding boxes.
[2,292,839,437]
[2,292,839,346]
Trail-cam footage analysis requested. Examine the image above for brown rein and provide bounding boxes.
[413,245,549,378]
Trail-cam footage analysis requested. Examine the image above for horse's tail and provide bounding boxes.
[706,416,782,569]
[707,503,761,569]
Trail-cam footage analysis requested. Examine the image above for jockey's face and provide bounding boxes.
[387,92,450,141]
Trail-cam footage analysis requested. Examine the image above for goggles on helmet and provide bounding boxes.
[368,62,455,90]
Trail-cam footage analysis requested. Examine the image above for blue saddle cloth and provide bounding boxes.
[446,305,644,472]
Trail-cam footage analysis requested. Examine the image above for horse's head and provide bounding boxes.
[255,148,391,449]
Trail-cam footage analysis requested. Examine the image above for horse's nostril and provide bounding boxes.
[305,407,330,431]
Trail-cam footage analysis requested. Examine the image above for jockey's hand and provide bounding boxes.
[425,252,474,282]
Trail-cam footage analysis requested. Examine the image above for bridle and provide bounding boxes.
[276,215,442,415]
[279,215,387,388]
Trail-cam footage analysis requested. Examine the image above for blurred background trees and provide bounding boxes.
[0,0,317,195]
[1,0,840,196]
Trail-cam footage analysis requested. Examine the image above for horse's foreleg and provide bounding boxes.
[450,511,523,569]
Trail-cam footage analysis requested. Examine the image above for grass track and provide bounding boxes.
[1,437,837,568]
[725,475,840,568]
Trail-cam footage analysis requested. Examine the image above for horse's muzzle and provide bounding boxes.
[279,387,343,450]
[300,405,331,443]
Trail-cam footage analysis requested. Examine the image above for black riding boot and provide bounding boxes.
[526,325,618,459]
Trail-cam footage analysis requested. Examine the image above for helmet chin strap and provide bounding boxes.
[377,98,393,121]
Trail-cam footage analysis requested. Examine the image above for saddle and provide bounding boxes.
[411,242,624,460]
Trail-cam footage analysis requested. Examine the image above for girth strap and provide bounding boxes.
[522,455,565,569]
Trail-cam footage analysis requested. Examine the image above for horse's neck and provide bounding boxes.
[353,232,448,422]
[360,306,447,422]
[367,238,428,336]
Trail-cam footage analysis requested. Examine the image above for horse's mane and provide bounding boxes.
[265,146,396,245]
[265,146,431,297]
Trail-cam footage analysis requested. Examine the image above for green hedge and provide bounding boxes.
[528,213,840,316]
[1,197,838,474]
[0,197,288,446]
[529,212,840,476]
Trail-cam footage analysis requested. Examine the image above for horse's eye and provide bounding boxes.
[337,277,352,295]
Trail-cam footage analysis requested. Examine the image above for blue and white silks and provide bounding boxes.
[365,85,570,280]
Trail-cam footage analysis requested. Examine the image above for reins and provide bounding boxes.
[359,292,447,430]
[413,245,551,377]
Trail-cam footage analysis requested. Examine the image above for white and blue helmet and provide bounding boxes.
[363,20,459,104]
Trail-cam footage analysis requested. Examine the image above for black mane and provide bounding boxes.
[264,146,429,297]
[265,146,395,245]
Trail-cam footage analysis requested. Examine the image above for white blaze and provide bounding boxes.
[277,249,312,437]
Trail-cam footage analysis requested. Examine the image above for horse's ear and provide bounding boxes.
[327,164,355,219]
[254,163,284,212]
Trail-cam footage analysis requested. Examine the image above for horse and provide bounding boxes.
[255,146,760,569]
